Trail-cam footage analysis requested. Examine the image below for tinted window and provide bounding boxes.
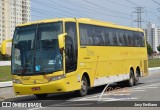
[79,23,145,47]
[139,32,145,47]
[92,26,105,46]
[118,32,124,46]
[65,22,78,73]
[79,24,93,45]
[113,31,118,46]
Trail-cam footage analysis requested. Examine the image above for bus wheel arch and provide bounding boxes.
[136,66,141,77]
[75,72,90,97]
[82,72,90,88]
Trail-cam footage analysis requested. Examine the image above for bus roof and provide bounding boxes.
[17,18,143,32]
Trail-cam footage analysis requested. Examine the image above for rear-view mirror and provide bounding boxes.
[58,33,67,50]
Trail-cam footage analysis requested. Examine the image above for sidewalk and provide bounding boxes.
[0,87,15,101]
[0,81,12,88]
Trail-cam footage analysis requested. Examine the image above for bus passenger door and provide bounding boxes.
[65,22,78,73]
[64,21,81,90]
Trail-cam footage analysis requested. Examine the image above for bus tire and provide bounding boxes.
[127,70,134,87]
[134,69,140,85]
[76,76,88,97]
[34,94,48,99]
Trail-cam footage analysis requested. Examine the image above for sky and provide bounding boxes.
[31,0,160,28]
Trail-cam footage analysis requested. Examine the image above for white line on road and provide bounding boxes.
[132,83,160,90]
[27,107,46,110]
[74,97,138,101]
[131,89,146,92]
[52,103,93,107]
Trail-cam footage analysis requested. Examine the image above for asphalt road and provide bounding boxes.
[1,73,160,110]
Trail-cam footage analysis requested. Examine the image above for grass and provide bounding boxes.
[0,66,11,82]
[148,58,160,68]
[0,59,159,82]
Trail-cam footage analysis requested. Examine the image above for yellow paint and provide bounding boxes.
[11,18,148,95]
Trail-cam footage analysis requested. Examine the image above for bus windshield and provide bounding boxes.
[12,22,63,75]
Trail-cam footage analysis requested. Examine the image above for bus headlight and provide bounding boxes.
[12,79,22,84]
[49,74,65,82]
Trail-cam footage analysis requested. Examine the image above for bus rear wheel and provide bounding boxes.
[127,70,134,87]
[34,94,48,99]
[76,76,88,97]
[134,69,140,85]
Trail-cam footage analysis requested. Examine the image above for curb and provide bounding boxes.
[0,81,13,88]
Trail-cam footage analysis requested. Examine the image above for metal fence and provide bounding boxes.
[148,67,160,75]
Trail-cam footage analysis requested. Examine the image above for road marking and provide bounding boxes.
[52,103,93,106]
[132,83,160,90]
[133,87,159,90]
[101,97,138,101]
[74,97,138,101]
[71,94,100,101]
[75,98,111,101]
[131,89,146,92]
[27,107,46,110]
[142,86,159,89]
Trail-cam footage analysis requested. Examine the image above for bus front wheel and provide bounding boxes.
[76,76,88,97]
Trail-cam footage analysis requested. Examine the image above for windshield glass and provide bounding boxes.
[12,22,62,75]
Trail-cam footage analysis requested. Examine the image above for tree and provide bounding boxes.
[146,41,153,56]
[157,45,160,53]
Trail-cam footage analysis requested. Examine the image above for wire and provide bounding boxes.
[31,0,82,17]
[83,0,131,16]
[125,0,139,6]
[59,0,133,20]
[105,0,132,8]
[152,0,160,6]
[126,0,160,18]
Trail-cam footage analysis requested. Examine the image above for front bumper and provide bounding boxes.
[14,79,72,95]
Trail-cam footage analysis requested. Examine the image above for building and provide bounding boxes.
[146,22,160,53]
[0,0,31,47]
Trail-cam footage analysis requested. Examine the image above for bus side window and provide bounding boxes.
[108,31,114,46]
[139,33,145,47]
[91,26,105,46]
[105,32,109,46]
[131,33,135,46]
[127,33,133,46]
[87,26,93,45]
[79,24,93,45]
[123,33,127,46]
[134,33,139,47]
[113,32,118,46]
[79,26,87,45]
[119,32,124,46]
[92,26,99,46]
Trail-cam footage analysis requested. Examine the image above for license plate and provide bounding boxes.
[31,87,41,91]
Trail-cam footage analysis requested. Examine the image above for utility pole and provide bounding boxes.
[132,7,144,28]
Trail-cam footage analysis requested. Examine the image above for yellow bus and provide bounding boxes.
[1,18,148,99]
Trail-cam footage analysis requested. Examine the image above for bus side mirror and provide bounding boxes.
[1,39,12,55]
[58,33,67,50]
